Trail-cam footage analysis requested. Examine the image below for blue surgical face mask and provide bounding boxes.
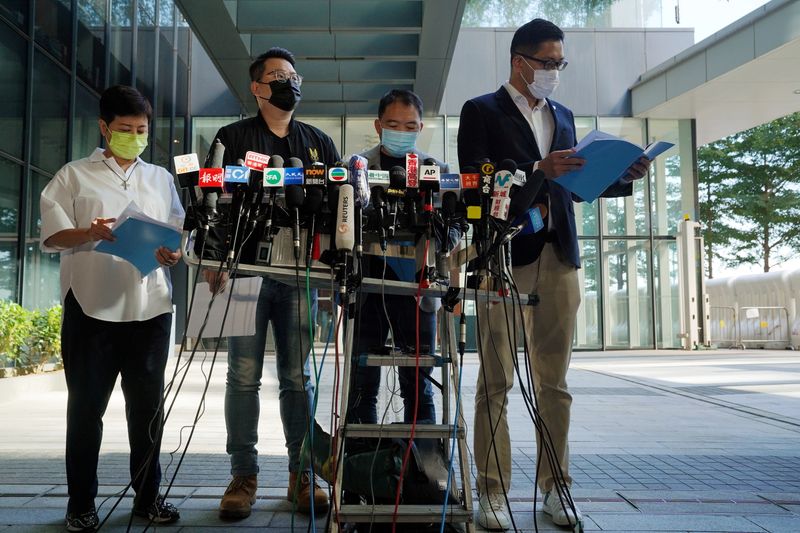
[381,128,419,157]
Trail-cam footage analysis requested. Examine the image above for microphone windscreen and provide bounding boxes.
[442,191,458,216]
[287,157,303,168]
[211,140,225,168]
[268,155,285,168]
[508,170,546,218]
[285,184,305,209]
[370,186,385,208]
[303,187,324,214]
[348,154,370,207]
[499,158,517,174]
[389,166,406,188]
[335,184,355,251]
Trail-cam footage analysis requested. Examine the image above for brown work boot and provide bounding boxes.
[219,475,257,519]
[288,471,329,514]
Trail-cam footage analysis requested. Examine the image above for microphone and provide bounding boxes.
[263,155,285,244]
[419,158,440,218]
[386,166,406,238]
[285,157,305,186]
[335,184,355,252]
[173,153,201,230]
[509,167,547,218]
[347,154,371,208]
[490,158,517,220]
[202,139,225,225]
[285,183,305,261]
[370,185,387,252]
[303,187,324,267]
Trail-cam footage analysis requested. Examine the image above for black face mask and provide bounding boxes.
[267,79,302,111]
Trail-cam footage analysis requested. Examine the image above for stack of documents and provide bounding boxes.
[556,130,674,202]
[94,201,182,276]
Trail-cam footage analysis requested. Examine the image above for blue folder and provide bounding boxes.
[555,130,674,203]
[95,217,181,276]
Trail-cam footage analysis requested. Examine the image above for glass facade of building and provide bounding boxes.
[194,113,695,350]
[0,0,191,310]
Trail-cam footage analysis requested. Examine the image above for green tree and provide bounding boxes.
[698,112,800,275]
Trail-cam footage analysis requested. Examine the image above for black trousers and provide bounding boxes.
[61,290,171,513]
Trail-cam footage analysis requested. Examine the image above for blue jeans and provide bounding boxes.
[347,289,437,425]
[226,277,316,475]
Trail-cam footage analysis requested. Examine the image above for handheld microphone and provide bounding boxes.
[285,157,305,186]
[509,167,547,218]
[285,184,305,261]
[370,185,387,252]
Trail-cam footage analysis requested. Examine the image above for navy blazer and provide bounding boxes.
[457,86,632,268]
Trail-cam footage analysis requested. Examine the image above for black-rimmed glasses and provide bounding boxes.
[515,51,568,71]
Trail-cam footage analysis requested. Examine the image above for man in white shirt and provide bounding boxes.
[40,85,184,532]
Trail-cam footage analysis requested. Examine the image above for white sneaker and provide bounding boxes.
[541,490,582,527]
[476,492,511,531]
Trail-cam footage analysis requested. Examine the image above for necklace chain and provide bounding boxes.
[103,160,136,190]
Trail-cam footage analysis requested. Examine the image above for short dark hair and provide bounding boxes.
[99,85,152,124]
[249,47,296,82]
[510,18,564,58]
[378,89,423,119]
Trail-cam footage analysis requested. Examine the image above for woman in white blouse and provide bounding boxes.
[39,85,183,532]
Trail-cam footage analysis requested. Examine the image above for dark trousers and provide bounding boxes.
[61,290,171,513]
[347,290,437,425]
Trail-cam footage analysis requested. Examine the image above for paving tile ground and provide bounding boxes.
[1,348,798,532]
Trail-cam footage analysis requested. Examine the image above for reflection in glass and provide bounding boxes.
[191,117,239,162]
[24,172,61,309]
[598,117,647,236]
[73,84,101,160]
[77,0,106,89]
[575,238,601,348]
[32,51,69,174]
[446,116,460,172]
[0,23,27,158]
[109,0,133,85]
[0,158,21,301]
[603,239,653,347]
[136,0,156,132]
[574,116,597,236]
[1,1,28,30]
[648,119,693,236]
[653,239,680,348]
[34,0,71,65]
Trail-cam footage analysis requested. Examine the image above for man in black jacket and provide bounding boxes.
[457,19,650,530]
[203,47,340,520]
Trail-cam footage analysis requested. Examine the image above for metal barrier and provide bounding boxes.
[739,306,794,349]
[709,305,742,348]
[709,305,795,349]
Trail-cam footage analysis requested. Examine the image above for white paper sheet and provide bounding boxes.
[186,277,262,338]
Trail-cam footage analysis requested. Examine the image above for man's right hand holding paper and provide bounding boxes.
[538,148,585,178]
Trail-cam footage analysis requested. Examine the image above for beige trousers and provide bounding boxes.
[474,243,580,495]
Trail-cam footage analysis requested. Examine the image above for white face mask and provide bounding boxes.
[522,58,559,100]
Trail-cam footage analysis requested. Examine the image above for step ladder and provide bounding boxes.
[330,299,474,532]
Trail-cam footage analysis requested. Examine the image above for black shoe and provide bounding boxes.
[133,495,180,524]
[65,508,99,532]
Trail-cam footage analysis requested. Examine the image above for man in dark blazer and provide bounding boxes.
[457,19,650,530]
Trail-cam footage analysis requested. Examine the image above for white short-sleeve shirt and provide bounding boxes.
[40,148,185,322]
